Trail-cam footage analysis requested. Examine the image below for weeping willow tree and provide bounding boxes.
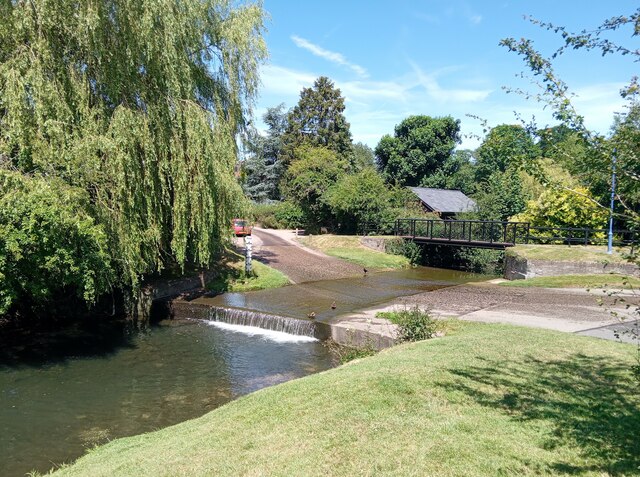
[0,0,266,314]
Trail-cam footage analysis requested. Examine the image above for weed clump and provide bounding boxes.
[377,306,441,342]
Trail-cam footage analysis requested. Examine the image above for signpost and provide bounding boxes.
[244,235,253,274]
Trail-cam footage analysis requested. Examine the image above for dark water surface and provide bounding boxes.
[0,320,333,476]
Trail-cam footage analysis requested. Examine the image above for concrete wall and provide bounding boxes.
[360,236,387,253]
[504,254,639,280]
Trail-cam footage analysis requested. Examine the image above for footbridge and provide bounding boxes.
[362,218,637,250]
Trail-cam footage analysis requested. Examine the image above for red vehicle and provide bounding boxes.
[232,218,252,236]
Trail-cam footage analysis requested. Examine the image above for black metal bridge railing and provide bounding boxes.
[360,218,638,249]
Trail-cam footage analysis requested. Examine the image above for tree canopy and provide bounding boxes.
[0,0,266,314]
[281,76,353,162]
[242,104,288,202]
[475,124,539,183]
[375,115,460,186]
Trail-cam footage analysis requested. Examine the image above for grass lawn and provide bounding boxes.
[206,250,290,292]
[508,244,634,263]
[299,234,409,269]
[51,322,638,476]
[500,273,640,289]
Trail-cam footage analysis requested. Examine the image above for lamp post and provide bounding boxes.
[607,149,617,254]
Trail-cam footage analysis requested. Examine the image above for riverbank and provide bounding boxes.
[51,322,639,476]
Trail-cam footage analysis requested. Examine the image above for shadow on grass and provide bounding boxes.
[441,353,639,474]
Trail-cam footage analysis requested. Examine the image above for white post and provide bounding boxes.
[244,235,253,274]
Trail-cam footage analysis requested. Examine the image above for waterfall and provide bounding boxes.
[206,307,318,338]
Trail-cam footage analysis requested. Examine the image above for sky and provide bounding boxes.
[254,0,638,150]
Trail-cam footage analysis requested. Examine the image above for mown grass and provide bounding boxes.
[51,322,638,477]
[500,273,640,289]
[299,235,409,269]
[508,244,634,263]
[206,251,290,292]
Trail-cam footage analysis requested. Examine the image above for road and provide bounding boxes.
[250,228,363,284]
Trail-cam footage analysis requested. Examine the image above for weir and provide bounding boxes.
[205,306,318,338]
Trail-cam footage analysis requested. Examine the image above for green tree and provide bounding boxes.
[243,104,288,201]
[475,124,540,183]
[421,150,477,195]
[352,142,376,171]
[513,186,609,232]
[0,0,266,311]
[280,146,348,227]
[282,77,353,162]
[326,168,391,233]
[375,115,460,186]
[473,168,528,221]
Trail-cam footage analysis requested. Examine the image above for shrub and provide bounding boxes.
[250,201,306,229]
[273,201,306,228]
[0,170,114,315]
[384,238,422,265]
[456,247,504,274]
[377,306,441,342]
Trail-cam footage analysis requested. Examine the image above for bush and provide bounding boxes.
[273,201,306,228]
[377,306,441,342]
[250,201,306,229]
[456,247,504,274]
[384,238,422,265]
[0,170,114,315]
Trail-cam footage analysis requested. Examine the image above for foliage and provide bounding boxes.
[242,104,289,201]
[325,168,391,233]
[376,306,441,342]
[0,0,267,312]
[281,76,353,163]
[420,149,477,195]
[610,103,640,216]
[375,115,460,186]
[352,142,376,171]
[241,154,284,203]
[513,186,609,231]
[280,146,348,227]
[475,124,540,183]
[249,201,306,229]
[455,248,504,275]
[500,10,640,228]
[0,170,113,314]
[384,238,422,266]
[472,168,528,221]
[273,201,307,229]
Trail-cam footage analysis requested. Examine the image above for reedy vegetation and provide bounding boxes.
[0,0,266,314]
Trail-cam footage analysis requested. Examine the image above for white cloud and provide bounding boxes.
[408,61,492,103]
[291,35,369,78]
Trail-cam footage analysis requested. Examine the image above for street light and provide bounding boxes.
[607,149,617,254]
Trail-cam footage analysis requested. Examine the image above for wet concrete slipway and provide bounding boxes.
[174,266,486,347]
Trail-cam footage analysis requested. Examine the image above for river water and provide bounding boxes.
[0,320,333,476]
[0,265,485,476]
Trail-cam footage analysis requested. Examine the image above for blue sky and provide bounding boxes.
[254,1,638,150]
